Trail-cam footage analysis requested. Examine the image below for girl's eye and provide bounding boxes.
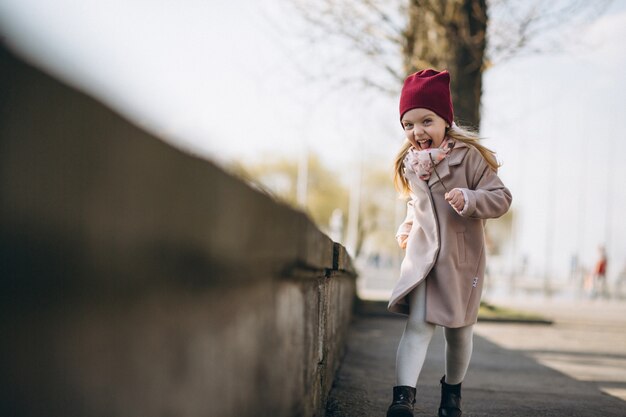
[423,119,432,125]
[403,123,413,130]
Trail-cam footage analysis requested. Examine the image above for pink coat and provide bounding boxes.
[388,141,512,327]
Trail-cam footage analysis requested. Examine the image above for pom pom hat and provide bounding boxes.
[399,69,454,125]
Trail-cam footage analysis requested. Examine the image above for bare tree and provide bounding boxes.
[288,0,612,128]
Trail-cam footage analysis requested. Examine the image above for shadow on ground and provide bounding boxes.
[326,312,625,417]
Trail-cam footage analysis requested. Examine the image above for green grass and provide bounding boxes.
[478,301,552,323]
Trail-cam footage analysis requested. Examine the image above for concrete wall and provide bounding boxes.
[0,45,356,417]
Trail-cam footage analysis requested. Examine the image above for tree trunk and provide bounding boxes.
[403,0,487,129]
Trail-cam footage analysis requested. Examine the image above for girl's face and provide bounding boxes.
[401,108,448,150]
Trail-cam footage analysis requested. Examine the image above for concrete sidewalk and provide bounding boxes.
[326,298,626,416]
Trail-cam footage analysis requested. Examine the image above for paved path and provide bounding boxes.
[327,298,626,416]
[477,296,626,402]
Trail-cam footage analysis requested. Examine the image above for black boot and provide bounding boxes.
[386,385,416,417]
[438,375,462,417]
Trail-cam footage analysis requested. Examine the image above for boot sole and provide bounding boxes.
[387,405,414,417]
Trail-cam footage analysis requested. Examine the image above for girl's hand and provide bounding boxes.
[445,189,465,213]
[397,234,408,249]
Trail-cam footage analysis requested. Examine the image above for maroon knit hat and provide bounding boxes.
[399,69,454,125]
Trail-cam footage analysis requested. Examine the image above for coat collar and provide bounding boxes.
[427,140,469,188]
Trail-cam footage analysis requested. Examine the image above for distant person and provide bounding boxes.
[386,69,512,417]
[592,246,608,298]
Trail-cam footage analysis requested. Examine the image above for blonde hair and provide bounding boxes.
[393,123,500,197]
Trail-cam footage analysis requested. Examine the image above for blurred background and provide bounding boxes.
[2,0,625,301]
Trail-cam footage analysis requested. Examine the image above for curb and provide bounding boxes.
[354,299,553,325]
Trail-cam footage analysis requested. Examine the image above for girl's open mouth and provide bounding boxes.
[417,139,432,150]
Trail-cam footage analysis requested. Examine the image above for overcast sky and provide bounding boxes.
[0,0,400,167]
[1,0,626,281]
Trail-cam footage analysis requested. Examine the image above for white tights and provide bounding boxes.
[395,281,474,387]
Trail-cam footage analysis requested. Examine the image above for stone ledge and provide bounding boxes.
[0,44,356,417]
[0,44,342,296]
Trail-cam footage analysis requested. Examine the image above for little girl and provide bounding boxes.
[386,69,512,417]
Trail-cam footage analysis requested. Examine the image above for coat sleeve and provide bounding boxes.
[396,199,415,242]
[396,165,421,240]
[459,150,512,219]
